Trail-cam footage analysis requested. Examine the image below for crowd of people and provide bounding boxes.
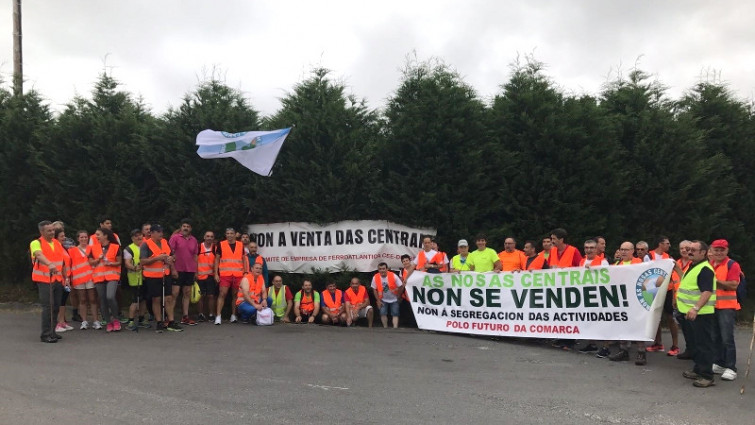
[29,218,744,388]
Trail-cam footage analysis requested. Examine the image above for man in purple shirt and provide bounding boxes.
[169,218,199,326]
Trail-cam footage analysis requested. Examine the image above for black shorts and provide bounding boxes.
[144,277,172,299]
[663,291,674,314]
[175,272,195,287]
[197,278,218,296]
[128,284,149,303]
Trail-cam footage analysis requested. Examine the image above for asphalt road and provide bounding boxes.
[1,308,753,425]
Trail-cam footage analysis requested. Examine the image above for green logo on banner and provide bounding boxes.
[635,268,668,310]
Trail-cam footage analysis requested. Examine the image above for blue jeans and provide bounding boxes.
[714,309,737,371]
[379,300,400,317]
[237,297,273,321]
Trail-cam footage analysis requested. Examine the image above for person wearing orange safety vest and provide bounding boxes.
[371,262,405,328]
[645,236,680,355]
[53,228,74,334]
[31,220,68,343]
[195,230,217,323]
[608,241,652,365]
[709,239,741,381]
[413,236,448,273]
[673,240,695,359]
[89,227,122,333]
[213,228,249,325]
[140,224,181,332]
[235,263,271,324]
[498,238,527,272]
[523,240,547,271]
[294,280,320,324]
[246,241,269,287]
[345,276,373,327]
[320,281,346,325]
[548,228,583,268]
[70,230,98,330]
[576,238,610,356]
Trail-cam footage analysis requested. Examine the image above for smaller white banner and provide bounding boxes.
[247,221,436,273]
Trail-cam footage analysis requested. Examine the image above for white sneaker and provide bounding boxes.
[721,369,737,381]
[80,320,89,330]
[63,322,74,331]
[92,321,103,330]
[712,363,726,374]
[214,315,222,325]
[55,324,67,333]
[230,314,238,323]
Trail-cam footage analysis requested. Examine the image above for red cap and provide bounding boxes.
[711,239,728,248]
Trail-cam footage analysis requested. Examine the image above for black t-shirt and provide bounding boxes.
[214,241,243,257]
[696,265,715,293]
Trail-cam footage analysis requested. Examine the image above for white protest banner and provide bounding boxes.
[247,221,436,273]
[406,260,675,341]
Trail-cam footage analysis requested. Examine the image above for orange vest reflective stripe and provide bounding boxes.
[648,251,670,260]
[31,238,66,283]
[614,258,642,266]
[525,253,546,270]
[299,291,315,314]
[345,285,367,306]
[68,246,93,287]
[321,289,343,312]
[91,243,121,283]
[671,259,691,293]
[416,251,448,272]
[712,259,740,310]
[373,272,400,298]
[143,238,170,278]
[197,243,215,279]
[236,274,264,306]
[579,257,604,267]
[549,245,577,268]
[219,240,244,277]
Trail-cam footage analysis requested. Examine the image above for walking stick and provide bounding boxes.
[49,270,55,338]
[740,312,755,395]
[135,273,142,334]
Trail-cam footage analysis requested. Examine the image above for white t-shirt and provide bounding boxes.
[412,249,438,266]
[371,273,404,303]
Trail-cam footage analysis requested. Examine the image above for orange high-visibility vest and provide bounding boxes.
[580,257,604,267]
[321,289,343,312]
[416,251,448,272]
[549,245,577,268]
[712,259,740,310]
[671,259,691,293]
[90,243,121,283]
[298,291,315,314]
[235,273,265,306]
[31,238,66,284]
[400,268,411,301]
[68,246,92,287]
[218,240,244,277]
[142,238,170,278]
[648,251,670,260]
[614,258,642,266]
[373,272,401,299]
[525,253,546,270]
[345,285,368,307]
[197,243,215,280]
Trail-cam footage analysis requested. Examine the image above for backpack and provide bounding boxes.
[728,259,747,306]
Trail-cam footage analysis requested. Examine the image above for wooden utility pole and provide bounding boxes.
[13,0,23,96]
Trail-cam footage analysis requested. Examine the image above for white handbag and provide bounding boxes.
[256,308,274,326]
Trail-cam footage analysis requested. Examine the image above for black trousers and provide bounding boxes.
[38,282,62,339]
[689,313,716,380]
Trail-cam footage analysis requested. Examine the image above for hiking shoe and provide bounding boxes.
[230,314,238,323]
[126,320,138,331]
[635,351,647,366]
[721,369,737,381]
[693,377,715,388]
[139,319,151,329]
[646,344,664,352]
[712,364,726,374]
[92,321,103,330]
[72,312,83,322]
[683,370,701,380]
[181,316,197,326]
[55,323,68,333]
[166,322,184,332]
[197,313,206,323]
[80,320,89,330]
[113,320,122,331]
[609,349,629,361]
[667,346,680,356]
[214,315,222,325]
[677,351,693,360]
[156,322,167,332]
[595,347,611,358]
[578,344,598,353]
[106,322,114,332]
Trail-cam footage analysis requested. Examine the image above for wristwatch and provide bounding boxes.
[692,306,700,311]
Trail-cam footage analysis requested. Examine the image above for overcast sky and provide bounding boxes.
[1,0,753,118]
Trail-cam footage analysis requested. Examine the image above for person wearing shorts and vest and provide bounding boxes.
[345,277,373,327]
[294,280,320,324]
[196,230,217,323]
[372,262,404,329]
[141,225,182,332]
[320,281,346,325]
[214,228,249,325]
[268,275,293,322]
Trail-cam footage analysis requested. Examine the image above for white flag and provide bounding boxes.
[195,128,291,176]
